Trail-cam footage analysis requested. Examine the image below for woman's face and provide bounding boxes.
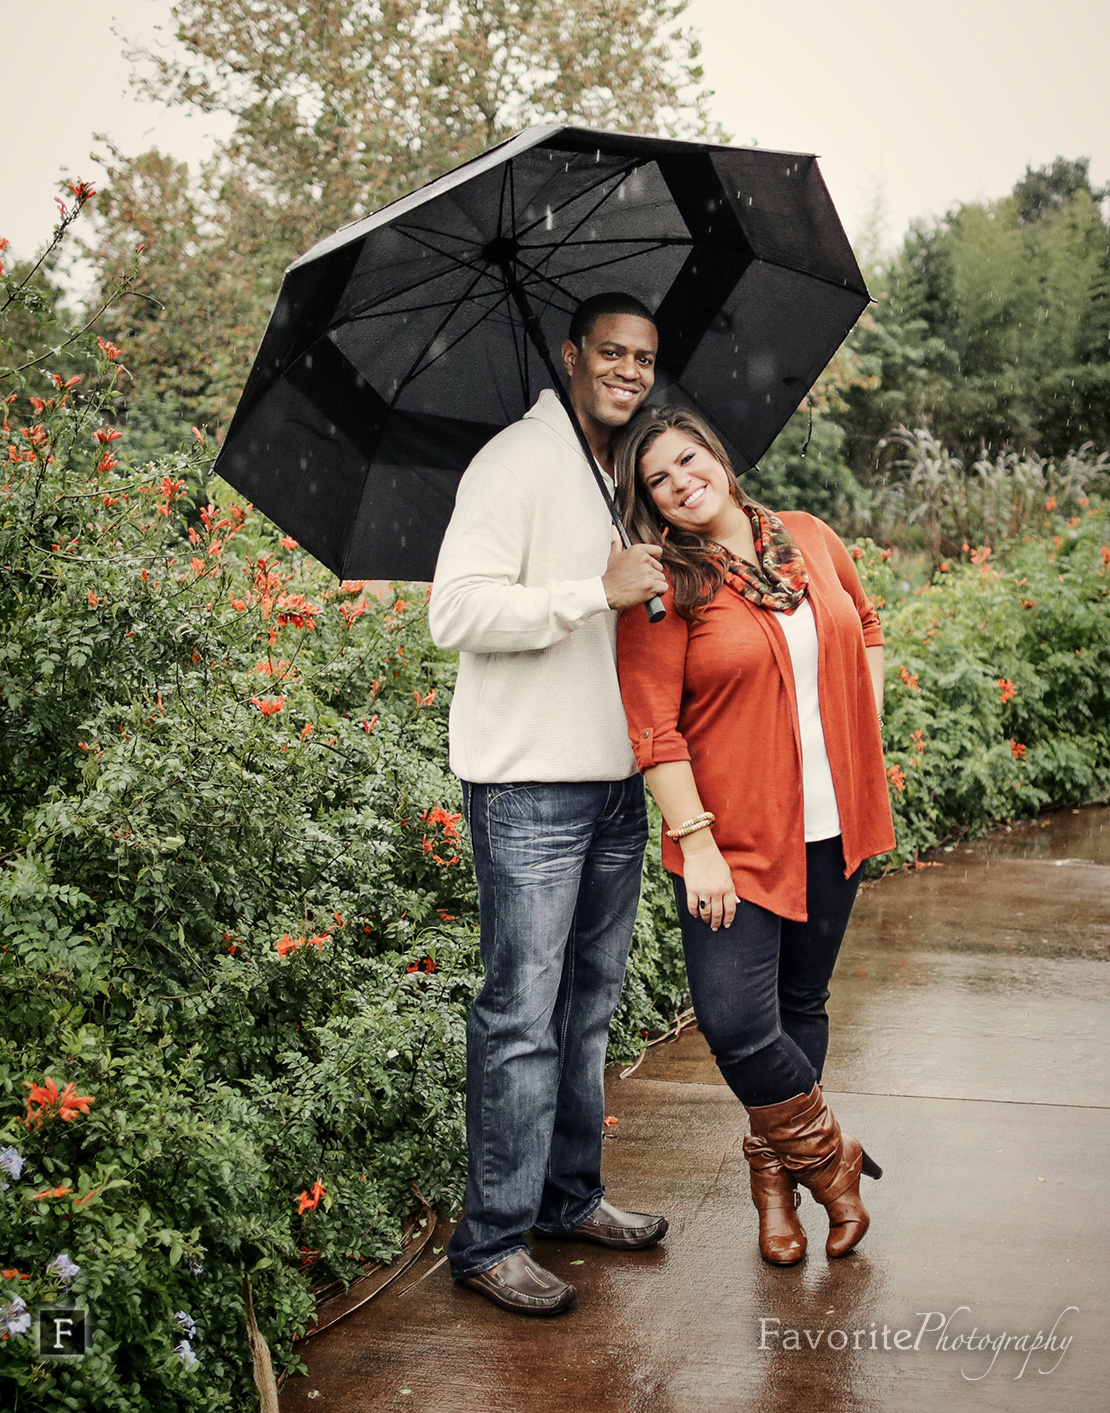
[638,427,736,536]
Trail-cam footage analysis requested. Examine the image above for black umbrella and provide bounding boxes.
[214,124,869,590]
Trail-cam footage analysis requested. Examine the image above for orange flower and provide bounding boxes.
[31,1185,73,1201]
[276,932,330,958]
[603,1115,619,1127]
[56,1082,94,1122]
[300,722,314,741]
[998,679,1016,704]
[1009,739,1027,760]
[23,1076,94,1130]
[413,689,437,707]
[421,806,462,839]
[87,591,99,608]
[280,536,298,550]
[362,715,378,735]
[2,1269,30,1280]
[898,666,919,691]
[297,1180,326,1214]
[886,765,907,792]
[251,695,286,717]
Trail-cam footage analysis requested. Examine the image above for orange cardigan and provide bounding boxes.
[617,512,895,922]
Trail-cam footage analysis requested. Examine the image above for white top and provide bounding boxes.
[428,390,637,784]
[772,598,841,842]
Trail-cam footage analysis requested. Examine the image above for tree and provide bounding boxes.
[86,0,720,433]
[835,157,1110,469]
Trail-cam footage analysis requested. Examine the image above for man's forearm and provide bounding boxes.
[428,573,609,653]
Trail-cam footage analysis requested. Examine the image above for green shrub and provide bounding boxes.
[853,510,1110,865]
[0,347,479,1408]
[0,338,688,1408]
[3,272,1107,1412]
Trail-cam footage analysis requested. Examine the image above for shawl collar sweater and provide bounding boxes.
[617,512,895,921]
[429,390,637,783]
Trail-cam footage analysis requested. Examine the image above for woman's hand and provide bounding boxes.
[680,834,738,932]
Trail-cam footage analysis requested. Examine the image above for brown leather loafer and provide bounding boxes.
[456,1251,576,1315]
[542,1198,668,1250]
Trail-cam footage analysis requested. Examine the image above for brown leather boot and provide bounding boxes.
[742,1133,806,1264]
[746,1086,882,1259]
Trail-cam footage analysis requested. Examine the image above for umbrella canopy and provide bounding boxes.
[214,125,869,581]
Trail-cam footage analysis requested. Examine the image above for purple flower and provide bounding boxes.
[0,1146,23,1181]
[173,1338,199,1371]
[47,1253,81,1284]
[173,1311,197,1340]
[3,1296,31,1337]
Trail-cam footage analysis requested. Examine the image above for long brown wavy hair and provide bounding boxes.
[613,404,761,620]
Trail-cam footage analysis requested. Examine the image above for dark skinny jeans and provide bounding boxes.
[673,836,863,1108]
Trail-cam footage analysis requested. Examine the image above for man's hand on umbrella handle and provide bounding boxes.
[602,528,667,609]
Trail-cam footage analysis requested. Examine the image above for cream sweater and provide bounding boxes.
[429,390,637,783]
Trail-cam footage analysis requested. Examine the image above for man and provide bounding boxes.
[429,292,670,1316]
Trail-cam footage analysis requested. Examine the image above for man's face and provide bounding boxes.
[562,313,658,434]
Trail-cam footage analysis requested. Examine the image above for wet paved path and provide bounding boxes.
[281,808,1109,1413]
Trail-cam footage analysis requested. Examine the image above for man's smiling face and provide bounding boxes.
[562,312,658,437]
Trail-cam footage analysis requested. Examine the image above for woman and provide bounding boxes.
[614,405,895,1264]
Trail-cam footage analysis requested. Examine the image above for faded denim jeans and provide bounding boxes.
[447,776,648,1280]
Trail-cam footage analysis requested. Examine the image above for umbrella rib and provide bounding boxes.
[520,236,696,251]
[515,241,684,286]
[394,282,517,400]
[341,288,507,326]
[505,162,531,405]
[388,225,494,279]
[513,159,644,244]
[324,255,492,326]
[498,160,511,241]
[391,265,501,405]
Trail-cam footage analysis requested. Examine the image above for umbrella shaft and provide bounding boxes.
[501,270,632,551]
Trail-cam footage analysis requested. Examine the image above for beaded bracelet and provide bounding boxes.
[666,811,716,841]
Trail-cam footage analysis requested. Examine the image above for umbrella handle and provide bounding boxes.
[645,594,666,623]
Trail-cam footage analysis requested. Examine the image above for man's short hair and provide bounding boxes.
[568,292,656,348]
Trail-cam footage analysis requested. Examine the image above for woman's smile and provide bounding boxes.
[639,427,743,538]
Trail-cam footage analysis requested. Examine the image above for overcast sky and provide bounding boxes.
[5,0,1109,267]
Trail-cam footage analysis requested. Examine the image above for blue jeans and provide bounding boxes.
[448,776,648,1279]
[675,836,864,1107]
